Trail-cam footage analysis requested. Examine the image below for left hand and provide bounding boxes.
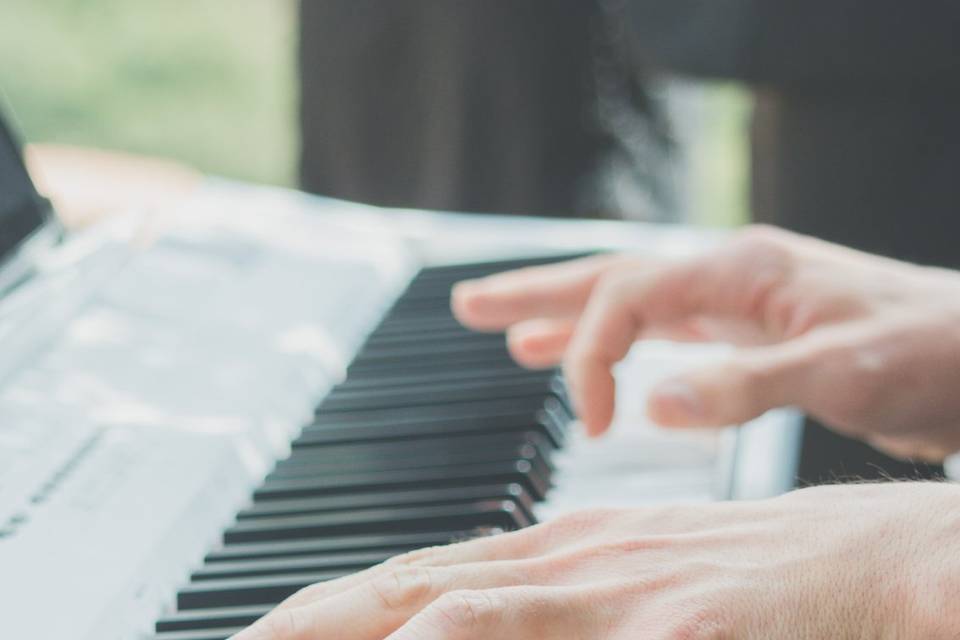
[230,482,960,640]
[450,228,960,460]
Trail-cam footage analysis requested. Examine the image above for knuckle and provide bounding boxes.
[549,508,617,536]
[482,523,545,558]
[728,227,794,279]
[594,267,635,294]
[765,288,805,337]
[430,590,501,630]
[383,544,444,567]
[537,509,620,557]
[584,270,643,319]
[734,224,789,252]
[369,565,438,612]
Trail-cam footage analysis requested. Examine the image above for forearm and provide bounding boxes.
[894,482,960,638]
[24,144,200,228]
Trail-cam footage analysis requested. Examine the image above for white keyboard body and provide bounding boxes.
[0,182,801,639]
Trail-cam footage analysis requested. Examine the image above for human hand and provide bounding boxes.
[452,227,960,461]
[231,482,960,639]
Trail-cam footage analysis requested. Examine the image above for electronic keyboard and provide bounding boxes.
[151,256,578,639]
[0,181,802,639]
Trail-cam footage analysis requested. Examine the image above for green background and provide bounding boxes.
[1,0,297,186]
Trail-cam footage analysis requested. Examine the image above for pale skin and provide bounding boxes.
[234,226,960,639]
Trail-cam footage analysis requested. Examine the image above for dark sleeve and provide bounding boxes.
[627,0,960,88]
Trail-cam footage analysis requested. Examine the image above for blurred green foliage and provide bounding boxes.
[692,86,750,227]
[0,0,297,185]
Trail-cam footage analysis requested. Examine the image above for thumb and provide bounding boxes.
[646,343,813,428]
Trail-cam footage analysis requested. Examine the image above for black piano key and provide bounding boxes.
[376,254,593,320]
[347,347,514,375]
[353,337,508,360]
[192,549,392,581]
[333,364,551,393]
[225,500,531,544]
[279,432,553,471]
[302,411,566,454]
[369,315,469,337]
[306,395,571,429]
[385,296,464,315]
[266,460,550,509]
[254,461,548,502]
[312,394,551,423]
[177,572,345,609]
[279,445,552,474]
[238,483,536,523]
[391,258,588,303]
[271,441,548,480]
[318,377,567,413]
[297,418,564,454]
[156,605,272,632]
[408,253,594,280]
[342,357,499,379]
[152,628,244,640]
[205,530,477,563]
[359,329,504,350]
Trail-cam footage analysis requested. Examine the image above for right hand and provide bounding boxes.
[232,482,960,640]
[452,226,960,461]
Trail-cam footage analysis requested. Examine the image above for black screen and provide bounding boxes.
[0,112,48,262]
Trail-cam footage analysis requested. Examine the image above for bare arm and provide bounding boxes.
[24,144,200,228]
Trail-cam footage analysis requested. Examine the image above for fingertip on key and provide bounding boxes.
[450,280,487,325]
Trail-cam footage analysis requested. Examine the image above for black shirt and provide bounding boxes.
[297,1,663,217]
[628,0,960,266]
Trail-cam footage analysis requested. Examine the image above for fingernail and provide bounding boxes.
[650,380,704,422]
[453,278,483,294]
[453,280,487,307]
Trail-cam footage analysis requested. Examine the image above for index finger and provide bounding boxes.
[451,254,639,332]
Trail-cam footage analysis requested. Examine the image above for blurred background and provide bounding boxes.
[2,0,297,186]
[0,0,748,226]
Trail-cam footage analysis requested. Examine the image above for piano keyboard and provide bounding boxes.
[150,256,579,639]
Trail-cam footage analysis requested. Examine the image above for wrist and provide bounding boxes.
[888,483,960,638]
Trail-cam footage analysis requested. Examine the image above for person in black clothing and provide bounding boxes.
[626,0,960,484]
[297,1,672,219]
